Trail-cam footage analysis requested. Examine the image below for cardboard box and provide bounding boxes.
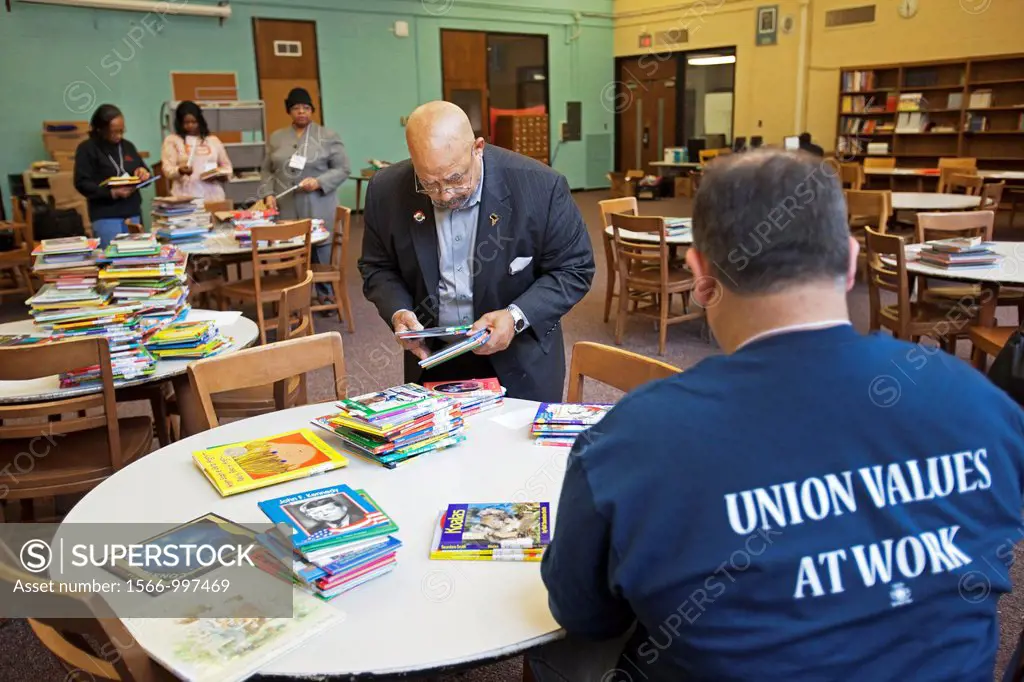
[674,175,694,198]
[42,121,89,160]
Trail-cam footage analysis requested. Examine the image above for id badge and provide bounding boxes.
[289,154,307,170]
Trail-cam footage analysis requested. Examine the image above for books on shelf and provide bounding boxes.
[897,93,927,112]
[842,70,877,92]
[259,484,400,600]
[969,89,993,109]
[312,384,465,469]
[192,428,349,497]
[531,402,613,448]
[895,111,929,133]
[424,378,506,417]
[948,92,964,110]
[429,502,551,562]
[840,95,889,114]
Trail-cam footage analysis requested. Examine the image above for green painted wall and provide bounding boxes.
[1,0,613,217]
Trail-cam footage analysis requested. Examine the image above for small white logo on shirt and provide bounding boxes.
[889,582,913,608]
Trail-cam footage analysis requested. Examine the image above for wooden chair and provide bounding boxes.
[698,149,720,164]
[839,163,864,190]
[218,219,312,345]
[566,341,681,402]
[0,221,35,303]
[979,181,1006,212]
[940,173,983,196]
[0,541,175,681]
[0,338,152,522]
[863,158,896,169]
[966,326,1016,369]
[610,213,703,356]
[936,157,977,193]
[310,206,355,332]
[846,190,892,279]
[188,331,346,431]
[864,227,976,348]
[202,271,315,423]
[597,197,638,323]
[203,199,232,214]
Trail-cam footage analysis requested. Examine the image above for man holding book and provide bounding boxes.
[359,101,594,402]
[531,150,1024,681]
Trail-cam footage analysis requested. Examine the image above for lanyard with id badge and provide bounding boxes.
[289,127,311,171]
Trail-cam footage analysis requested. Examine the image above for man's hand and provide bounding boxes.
[178,165,193,176]
[299,177,320,192]
[471,309,515,356]
[111,187,133,199]
[392,310,429,361]
[263,195,278,211]
[134,167,151,181]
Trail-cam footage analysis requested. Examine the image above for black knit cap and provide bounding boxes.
[285,87,315,112]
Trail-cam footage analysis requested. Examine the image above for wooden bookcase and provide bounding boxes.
[836,54,1024,170]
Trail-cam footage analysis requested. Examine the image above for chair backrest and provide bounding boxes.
[249,219,312,300]
[938,157,977,170]
[278,270,315,340]
[839,162,864,190]
[979,181,1006,211]
[845,189,892,232]
[598,197,639,228]
[566,341,681,402]
[203,199,232,213]
[698,149,719,164]
[864,227,911,327]
[863,157,896,169]
[941,173,984,196]
[188,332,346,431]
[916,210,994,244]
[0,338,125,470]
[609,212,669,286]
[329,205,352,269]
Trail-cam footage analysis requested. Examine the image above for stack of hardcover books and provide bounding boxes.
[145,319,230,360]
[100,234,190,335]
[430,502,550,562]
[260,483,401,601]
[916,236,1001,269]
[418,330,490,370]
[152,196,212,243]
[30,236,102,283]
[312,383,466,469]
[531,402,613,448]
[424,378,506,417]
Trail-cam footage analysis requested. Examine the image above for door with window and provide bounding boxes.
[616,56,678,173]
[253,19,323,135]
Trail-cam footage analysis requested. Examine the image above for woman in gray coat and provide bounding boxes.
[261,87,350,292]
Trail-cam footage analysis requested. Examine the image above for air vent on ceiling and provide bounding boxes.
[825,5,876,27]
[656,28,688,46]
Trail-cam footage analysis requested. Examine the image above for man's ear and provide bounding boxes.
[846,235,861,292]
[685,246,708,281]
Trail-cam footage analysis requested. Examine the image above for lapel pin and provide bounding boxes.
[413,210,425,223]
[490,213,500,227]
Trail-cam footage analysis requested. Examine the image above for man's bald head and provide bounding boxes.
[405,100,485,209]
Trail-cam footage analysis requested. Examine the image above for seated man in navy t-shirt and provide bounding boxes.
[530,150,1024,682]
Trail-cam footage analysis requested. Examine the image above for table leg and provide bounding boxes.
[355,179,363,214]
[971,282,1000,370]
[171,373,204,438]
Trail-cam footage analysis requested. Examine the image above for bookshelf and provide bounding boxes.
[836,54,1024,170]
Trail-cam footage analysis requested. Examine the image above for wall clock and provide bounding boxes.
[898,0,919,19]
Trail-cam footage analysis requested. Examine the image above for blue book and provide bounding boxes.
[258,484,389,550]
[295,536,403,583]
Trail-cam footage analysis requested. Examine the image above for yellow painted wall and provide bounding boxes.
[614,0,1024,152]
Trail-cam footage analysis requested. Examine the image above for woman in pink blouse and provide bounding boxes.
[161,101,233,201]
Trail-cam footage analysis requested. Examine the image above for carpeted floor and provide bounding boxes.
[1,189,1022,681]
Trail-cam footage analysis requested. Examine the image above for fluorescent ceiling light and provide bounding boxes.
[688,55,736,66]
[17,0,231,18]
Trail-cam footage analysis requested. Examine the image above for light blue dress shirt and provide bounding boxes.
[433,160,484,327]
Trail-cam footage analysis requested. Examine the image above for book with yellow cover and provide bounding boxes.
[192,428,349,497]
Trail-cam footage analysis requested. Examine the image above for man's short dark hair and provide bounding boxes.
[691,150,850,294]
[799,132,811,145]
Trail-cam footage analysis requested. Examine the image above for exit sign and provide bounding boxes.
[638,32,653,48]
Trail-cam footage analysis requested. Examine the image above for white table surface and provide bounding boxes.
[902,242,1024,285]
[891,192,981,211]
[61,398,565,677]
[176,227,330,256]
[604,218,693,245]
[0,310,258,403]
[865,168,1024,181]
[650,161,701,169]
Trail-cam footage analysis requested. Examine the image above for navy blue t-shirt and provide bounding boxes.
[542,325,1024,682]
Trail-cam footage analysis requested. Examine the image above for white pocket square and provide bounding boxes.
[509,256,533,275]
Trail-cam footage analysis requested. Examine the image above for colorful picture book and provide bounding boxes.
[192,428,349,497]
[429,502,551,562]
[146,320,230,359]
[531,402,613,447]
[418,330,490,369]
[424,378,506,417]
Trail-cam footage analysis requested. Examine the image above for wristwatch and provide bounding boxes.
[507,305,527,334]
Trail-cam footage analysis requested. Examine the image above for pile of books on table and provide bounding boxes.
[916,237,1001,269]
[259,483,401,601]
[145,320,230,360]
[152,196,212,243]
[25,281,110,314]
[430,502,550,562]
[30,236,101,283]
[230,209,278,245]
[312,383,466,469]
[665,217,692,238]
[100,233,190,335]
[531,402,613,448]
[424,378,506,417]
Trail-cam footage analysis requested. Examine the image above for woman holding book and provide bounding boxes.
[161,101,233,202]
[73,103,151,247]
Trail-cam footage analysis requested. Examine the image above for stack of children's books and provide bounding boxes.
[665,217,692,238]
[418,330,490,370]
[145,319,230,360]
[231,209,279,244]
[259,484,401,600]
[100,234,190,334]
[916,236,1001,269]
[531,402,613,448]
[30,236,102,282]
[312,384,466,469]
[429,502,551,562]
[424,378,506,417]
[153,196,212,242]
[25,282,111,314]
[191,428,350,497]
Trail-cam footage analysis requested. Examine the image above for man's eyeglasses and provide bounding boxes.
[415,147,478,197]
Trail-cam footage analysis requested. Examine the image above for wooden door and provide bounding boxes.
[616,55,679,173]
[253,19,323,136]
[171,72,241,143]
[441,30,489,140]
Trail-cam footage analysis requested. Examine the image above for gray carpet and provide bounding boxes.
[1,189,1021,681]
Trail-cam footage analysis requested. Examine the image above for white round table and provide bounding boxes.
[61,398,565,677]
[891,192,981,212]
[604,219,693,245]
